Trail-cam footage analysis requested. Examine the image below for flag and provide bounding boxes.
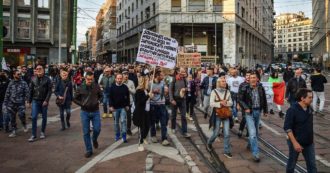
[1,57,8,71]
[272,82,285,105]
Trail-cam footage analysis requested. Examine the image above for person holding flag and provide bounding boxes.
[268,70,285,118]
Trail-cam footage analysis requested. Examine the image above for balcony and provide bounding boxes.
[171,6,181,12]
[188,5,205,12]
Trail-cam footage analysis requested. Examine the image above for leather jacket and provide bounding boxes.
[238,83,268,114]
[29,76,52,103]
[73,83,102,112]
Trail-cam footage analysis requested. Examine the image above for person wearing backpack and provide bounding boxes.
[169,67,191,138]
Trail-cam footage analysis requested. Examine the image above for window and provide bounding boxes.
[213,0,223,12]
[3,12,10,38]
[128,6,130,16]
[17,0,31,6]
[241,7,245,18]
[146,7,150,19]
[38,0,49,8]
[153,3,156,15]
[37,14,50,39]
[17,14,31,39]
[141,11,143,22]
[136,0,138,9]
[3,0,11,5]
[141,0,143,5]
[188,0,205,11]
[136,15,138,25]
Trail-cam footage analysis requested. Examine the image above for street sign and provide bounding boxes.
[136,29,178,69]
[3,26,8,37]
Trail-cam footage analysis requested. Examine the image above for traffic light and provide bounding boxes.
[3,26,8,37]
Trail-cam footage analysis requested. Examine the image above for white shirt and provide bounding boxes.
[226,76,245,93]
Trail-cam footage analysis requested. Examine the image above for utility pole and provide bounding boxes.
[214,13,217,65]
[0,0,3,60]
[58,0,62,64]
[326,0,329,71]
[72,0,78,64]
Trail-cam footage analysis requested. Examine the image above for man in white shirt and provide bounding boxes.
[123,71,136,136]
[226,67,245,122]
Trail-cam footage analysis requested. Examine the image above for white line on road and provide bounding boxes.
[75,128,138,173]
[316,155,330,167]
[260,121,282,136]
[17,107,81,133]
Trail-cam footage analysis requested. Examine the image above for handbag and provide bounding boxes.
[56,85,68,106]
[214,89,232,119]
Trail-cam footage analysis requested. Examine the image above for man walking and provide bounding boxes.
[73,71,102,158]
[123,70,136,136]
[28,65,52,142]
[3,70,30,137]
[238,71,268,162]
[200,67,217,118]
[0,71,10,132]
[286,67,307,106]
[169,68,191,137]
[284,88,317,173]
[227,67,245,122]
[310,68,327,112]
[109,73,130,142]
[99,67,114,118]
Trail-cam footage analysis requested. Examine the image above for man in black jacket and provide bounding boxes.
[238,71,268,162]
[74,71,102,158]
[109,73,130,142]
[285,67,307,106]
[283,65,294,85]
[284,88,317,173]
[310,68,327,112]
[28,65,52,142]
[0,72,10,132]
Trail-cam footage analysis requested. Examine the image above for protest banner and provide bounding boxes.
[176,53,201,68]
[201,56,217,64]
[136,29,178,69]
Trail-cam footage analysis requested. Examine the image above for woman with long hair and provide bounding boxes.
[133,76,153,151]
[207,76,233,158]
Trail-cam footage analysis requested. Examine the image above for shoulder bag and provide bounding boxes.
[214,89,232,119]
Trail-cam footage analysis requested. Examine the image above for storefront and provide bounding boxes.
[3,48,31,67]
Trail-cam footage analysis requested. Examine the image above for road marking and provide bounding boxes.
[316,155,330,167]
[100,143,184,163]
[17,107,81,132]
[146,153,153,173]
[168,128,202,173]
[75,128,138,173]
[260,121,282,136]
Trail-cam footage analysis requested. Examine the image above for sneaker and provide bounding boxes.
[183,133,191,138]
[122,133,127,143]
[138,144,144,151]
[8,130,16,138]
[28,136,36,142]
[237,130,242,138]
[279,111,284,118]
[127,130,132,136]
[115,133,120,141]
[224,153,233,158]
[102,113,107,118]
[270,109,274,114]
[171,129,176,134]
[23,126,28,133]
[162,139,170,146]
[204,113,208,119]
[151,137,158,143]
[66,121,71,128]
[234,117,239,123]
[93,140,99,149]
[108,113,113,118]
[187,116,193,121]
[143,139,149,145]
[40,132,45,139]
[85,151,93,158]
[206,144,213,151]
[253,155,260,162]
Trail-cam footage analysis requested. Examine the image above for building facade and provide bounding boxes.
[274,12,312,62]
[116,0,274,66]
[87,27,97,60]
[2,0,73,66]
[312,0,330,67]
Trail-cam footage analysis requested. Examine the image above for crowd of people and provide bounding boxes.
[0,62,327,173]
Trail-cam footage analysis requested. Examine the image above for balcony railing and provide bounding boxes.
[188,5,205,12]
[171,6,181,12]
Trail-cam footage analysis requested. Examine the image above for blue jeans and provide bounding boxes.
[207,117,231,154]
[171,99,187,133]
[150,104,168,141]
[102,92,109,113]
[59,105,71,128]
[113,108,127,138]
[80,111,101,153]
[245,109,261,157]
[31,100,48,137]
[286,141,317,173]
[231,92,238,118]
